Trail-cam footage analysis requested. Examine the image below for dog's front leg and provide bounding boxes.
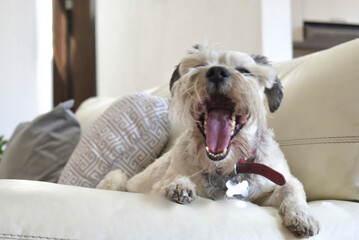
[262,177,320,238]
[126,151,172,193]
[152,175,197,204]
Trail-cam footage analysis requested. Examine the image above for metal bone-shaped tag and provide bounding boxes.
[226,179,249,198]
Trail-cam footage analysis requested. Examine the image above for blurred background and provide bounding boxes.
[0,0,358,139]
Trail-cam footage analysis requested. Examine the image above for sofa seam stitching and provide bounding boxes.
[0,233,73,240]
[279,136,359,147]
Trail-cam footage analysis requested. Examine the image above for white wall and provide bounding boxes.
[291,0,304,42]
[303,0,359,24]
[0,0,52,139]
[291,0,359,41]
[261,0,292,62]
[96,0,292,97]
[35,0,53,115]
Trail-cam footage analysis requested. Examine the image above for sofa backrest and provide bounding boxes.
[75,39,359,201]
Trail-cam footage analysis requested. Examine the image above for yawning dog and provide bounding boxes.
[97,45,320,238]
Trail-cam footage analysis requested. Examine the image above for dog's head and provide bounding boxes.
[169,45,282,165]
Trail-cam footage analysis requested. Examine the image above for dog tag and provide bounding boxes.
[226,179,249,198]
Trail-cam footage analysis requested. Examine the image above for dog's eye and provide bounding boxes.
[236,67,251,75]
[194,64,206,68]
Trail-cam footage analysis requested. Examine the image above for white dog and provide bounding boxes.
[97,45,320,238]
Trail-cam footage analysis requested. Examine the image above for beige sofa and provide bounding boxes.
[1,39,358,239]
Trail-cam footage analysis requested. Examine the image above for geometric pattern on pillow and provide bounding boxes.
[58,93,170,188]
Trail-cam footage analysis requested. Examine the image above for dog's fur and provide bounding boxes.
[97,45,320,238]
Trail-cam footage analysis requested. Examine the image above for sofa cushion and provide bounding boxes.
[269,39,359,201]
[58,93,170,188]
[0,100,80,182]
[1,179,359,240]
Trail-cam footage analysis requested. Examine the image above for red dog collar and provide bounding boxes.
[235,152,286,186]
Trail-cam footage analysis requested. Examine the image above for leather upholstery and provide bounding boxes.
[0,180,358,240]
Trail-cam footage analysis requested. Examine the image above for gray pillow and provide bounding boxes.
[0,100,81,182]
[58,93,170,188]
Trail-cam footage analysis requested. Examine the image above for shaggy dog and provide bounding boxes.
[97,45,320,238]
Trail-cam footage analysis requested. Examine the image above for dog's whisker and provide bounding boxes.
[193,81,203,103]
[184,85,202,103]
[184,83,201,100]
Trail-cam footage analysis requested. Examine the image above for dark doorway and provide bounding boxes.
[53,0,96,111]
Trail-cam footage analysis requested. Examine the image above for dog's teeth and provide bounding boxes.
[230,112,238,137]
[206,146,228,159]
[204,120,207,134]
[204,113,208,135]
[231,114,236,127]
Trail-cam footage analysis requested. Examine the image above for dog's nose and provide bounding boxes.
[206,66,231,85]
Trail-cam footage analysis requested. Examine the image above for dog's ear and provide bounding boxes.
[251,55,271,66]
[251,54,283,113]
[188,44,207,54]
[264,76,283,113]
[169,64,181,91]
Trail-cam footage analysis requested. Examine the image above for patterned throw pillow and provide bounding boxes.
[58,93,170,188]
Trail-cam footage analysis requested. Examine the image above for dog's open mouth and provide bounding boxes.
[193,94,249,161]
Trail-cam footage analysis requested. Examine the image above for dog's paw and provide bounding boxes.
[163,176,196,204]
[165,184,196,204]
[283,209,320,238]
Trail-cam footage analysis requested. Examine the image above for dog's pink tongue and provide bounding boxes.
[206,109,232,153]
